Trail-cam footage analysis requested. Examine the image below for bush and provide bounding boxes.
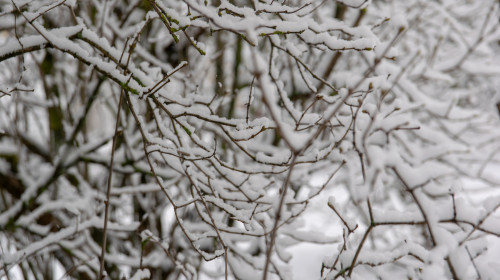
[1,0,499,279]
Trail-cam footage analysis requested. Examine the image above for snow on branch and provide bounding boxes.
[0,0,499,279]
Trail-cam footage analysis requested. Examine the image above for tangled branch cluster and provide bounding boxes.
[0,0,499,279]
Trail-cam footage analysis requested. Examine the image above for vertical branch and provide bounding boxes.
[262,155,297,280]
[98,89,124,279]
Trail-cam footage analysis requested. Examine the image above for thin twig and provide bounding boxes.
[98,88,124,280]
[262,155,298,280]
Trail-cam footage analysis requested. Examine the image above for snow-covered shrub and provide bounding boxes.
[0,0,499,279]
